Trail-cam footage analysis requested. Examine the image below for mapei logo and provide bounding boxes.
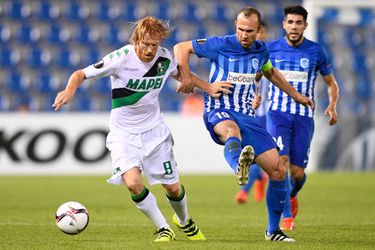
[300,58,309,69]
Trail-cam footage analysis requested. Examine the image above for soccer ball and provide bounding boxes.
[55,201,89,235]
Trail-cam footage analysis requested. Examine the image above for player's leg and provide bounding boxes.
[204,109,254,185]
[163,182,206,241]
[281,168,294,230]
[121,167,175,242]
[288,115,314,219]
[255,149,294,242]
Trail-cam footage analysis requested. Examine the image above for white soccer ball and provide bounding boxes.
[55,201,89,235]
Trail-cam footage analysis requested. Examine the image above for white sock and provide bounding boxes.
[135,191,168,229]
[168,193,189,225]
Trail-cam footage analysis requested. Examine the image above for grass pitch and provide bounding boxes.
[1,172,375,249]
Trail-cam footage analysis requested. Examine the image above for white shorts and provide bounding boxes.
[106,123,179,186]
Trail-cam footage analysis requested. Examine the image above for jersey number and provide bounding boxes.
[273,136,284,151]
[163,161,173,175]
[214,112,230,119]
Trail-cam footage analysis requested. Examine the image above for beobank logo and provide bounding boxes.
[227,72,255,84]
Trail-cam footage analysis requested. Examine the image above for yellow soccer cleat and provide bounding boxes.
[154,227,176,242]
[172,214,206,241]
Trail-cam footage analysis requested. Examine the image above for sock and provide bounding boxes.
[282,174,292,218]
[290,173,307,198]
[224,137,242,173]
[132,187,168,229]
[166,185,189,225]
[266,179,287,234]
[242,165,262,192]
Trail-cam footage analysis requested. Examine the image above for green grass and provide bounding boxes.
[1,173,375,249]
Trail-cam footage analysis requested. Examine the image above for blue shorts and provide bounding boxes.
[266,110,314,168]
[203,108,277,157]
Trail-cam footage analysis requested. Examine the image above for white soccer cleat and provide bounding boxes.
[265,229,295,242]
[236,145,254,185]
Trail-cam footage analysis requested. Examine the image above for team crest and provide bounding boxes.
[252,58,259,70]
[157,61,168,74]
[300,58,309,69]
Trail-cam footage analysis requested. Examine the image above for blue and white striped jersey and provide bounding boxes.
[192,35,270,116]
[266,37,333,117]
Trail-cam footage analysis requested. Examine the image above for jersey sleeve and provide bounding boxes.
[162,47,178,76]
[317,45,334,76]
[192,37,223,60]
[82,48,123,80]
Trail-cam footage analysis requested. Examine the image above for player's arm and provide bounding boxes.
[173,41,196,94]
[52,70,86,111]
[171,69,233,98]
[322,73,339,125]
[262,61,314,109]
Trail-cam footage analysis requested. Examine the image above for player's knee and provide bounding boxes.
[163,183,180,197]
[126,182,144,195]
[291,167,305,181]
[269,160,287,180]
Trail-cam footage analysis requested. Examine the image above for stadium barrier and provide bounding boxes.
[0,113,229,175]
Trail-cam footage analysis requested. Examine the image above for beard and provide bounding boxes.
[287,33,304,45]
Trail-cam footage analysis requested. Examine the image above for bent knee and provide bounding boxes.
[269,161,287,180]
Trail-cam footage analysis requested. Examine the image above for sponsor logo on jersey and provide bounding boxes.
[300,58,309,68]
[126,77,163,91]
[279,70,308,82]
[227,72,256,84]
[94,59,104,69]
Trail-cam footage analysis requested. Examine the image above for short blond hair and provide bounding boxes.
[129,16,174,44]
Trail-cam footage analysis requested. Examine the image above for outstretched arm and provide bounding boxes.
[322,73,339,125]
[263,67,315,109]
[52,70,86,111]
[173,41,196,94]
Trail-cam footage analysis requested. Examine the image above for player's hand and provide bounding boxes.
[176,75,195,94]
[52,89,75,111]
[252,94,262,109]
[208,81,234,98]
[293,94,315,109]
[324,105,337,125]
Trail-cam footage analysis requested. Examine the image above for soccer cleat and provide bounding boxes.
[254,173,268,202]
[154,227,176,242]
[236,145,255,185]
[172,214,206,241]
[265,228,295,242]
[290,196,299,219]
[235,190,248,204]
[281,217,295,231]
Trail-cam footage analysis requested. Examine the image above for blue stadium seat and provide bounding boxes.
[90,77,111,95]
[6,71,30,92]
[46,24,71,44]
[27,47,51,68]
[35,72,59,94]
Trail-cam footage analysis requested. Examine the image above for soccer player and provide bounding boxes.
[52,16,205,242]
[266,5,339,230]
[174,7,314,242]
[235,22,269,204]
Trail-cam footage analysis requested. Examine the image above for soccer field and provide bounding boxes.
[1,172,374,249]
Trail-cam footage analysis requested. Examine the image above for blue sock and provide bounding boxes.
[241,165,261,192]
[282,174,292,218]
[290,173,306,198]
[224,137,242,173]
[266,179,287,234]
